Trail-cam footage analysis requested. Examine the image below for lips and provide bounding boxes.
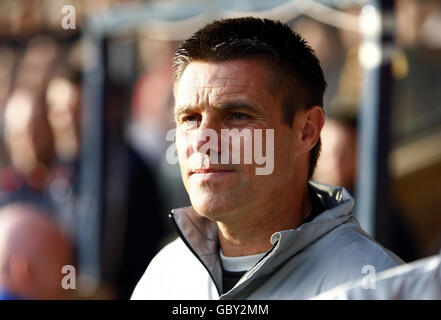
[191,168,234,175]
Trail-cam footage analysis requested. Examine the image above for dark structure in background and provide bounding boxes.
[80,35,165,298]
[356,0,396,250]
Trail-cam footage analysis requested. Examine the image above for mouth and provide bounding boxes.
[190,168,235,180]
[191,168,234,174]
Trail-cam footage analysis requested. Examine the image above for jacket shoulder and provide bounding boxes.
[305,221,404,292]
[315,221,403,269]
[303,222,403,296]
[313,254,441,299]
[332,222,402,265]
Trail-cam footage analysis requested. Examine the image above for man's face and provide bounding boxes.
[174,60,299,222]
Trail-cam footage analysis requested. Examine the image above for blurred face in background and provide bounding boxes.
[4,90,54,179]
[4,91,36,174]
[0,205,74,300]
[313,118,357,191]
[46,77,81,162]
[396,0,441,48]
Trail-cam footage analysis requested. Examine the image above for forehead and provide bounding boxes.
[174,60,277,107]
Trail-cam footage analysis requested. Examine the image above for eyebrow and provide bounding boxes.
[174,101,263,119]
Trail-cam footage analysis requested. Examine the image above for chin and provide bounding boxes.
[190,193,237,221]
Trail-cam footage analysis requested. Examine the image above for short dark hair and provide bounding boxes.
[173,17,327,177]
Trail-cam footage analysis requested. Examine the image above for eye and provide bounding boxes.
[179,114,200,128]
[183,115,199,122]
[230,113,249,120]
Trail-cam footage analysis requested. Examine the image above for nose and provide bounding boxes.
[192,116,221,155]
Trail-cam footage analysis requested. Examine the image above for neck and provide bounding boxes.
[217,182,312,257]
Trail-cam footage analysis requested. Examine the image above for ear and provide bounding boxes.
[295,106,325,157]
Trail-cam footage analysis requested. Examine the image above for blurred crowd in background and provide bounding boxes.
[0,0,441,299]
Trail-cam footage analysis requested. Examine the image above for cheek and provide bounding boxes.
[176,131,192,163]
[274,129,295,159]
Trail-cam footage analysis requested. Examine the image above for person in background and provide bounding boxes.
[313,113,358,192]
[46,76,81,167]
[0,89,56,211]
[0,203,74,300]
[314,111,417,262]
[45,74,82,230]
[0,37,62,211]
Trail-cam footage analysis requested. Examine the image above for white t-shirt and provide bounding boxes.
[219,248,266,272]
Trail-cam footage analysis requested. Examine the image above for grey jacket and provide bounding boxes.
[131,181,403,299]
[312,253,441,299]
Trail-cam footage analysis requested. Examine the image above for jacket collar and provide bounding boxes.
[169,181,355,296]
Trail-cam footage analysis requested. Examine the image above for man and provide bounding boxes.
[0,203,74,299]
[1,89,55,210]
[131,17,402,300]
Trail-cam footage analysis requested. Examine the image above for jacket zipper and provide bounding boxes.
[169,212,222,296]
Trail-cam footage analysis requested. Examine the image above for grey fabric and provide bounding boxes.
[312,253,441,300]
[131,181,403,300]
